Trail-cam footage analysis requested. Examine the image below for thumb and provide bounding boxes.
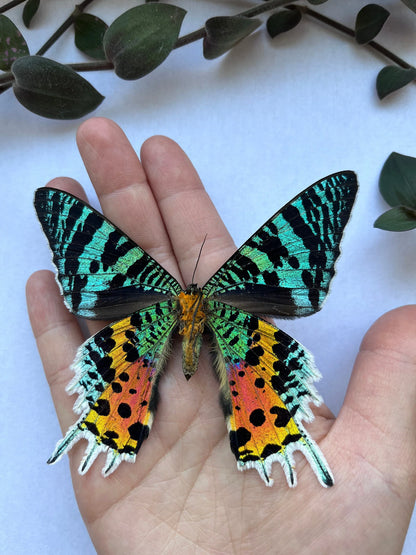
[334,305,416,497]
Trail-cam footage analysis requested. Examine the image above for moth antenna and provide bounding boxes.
[191,234,208,284]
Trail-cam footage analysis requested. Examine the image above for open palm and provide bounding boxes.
[27,118,416,554]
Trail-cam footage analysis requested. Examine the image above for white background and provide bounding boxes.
[1,1,415,553]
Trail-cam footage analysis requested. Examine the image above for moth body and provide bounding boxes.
[177,286,206,380]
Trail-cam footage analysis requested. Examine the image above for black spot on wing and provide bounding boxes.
[261,443,281,458]
[232,255,261,280]
[96,356,116,383]
[270,406,292,428]
[245,345,264,367]
[111,382,122,393]
[104,430,119,439]
[118,403,132,419]
[229,427,252,459]
[128,421,149,444]
[249,409,266,427]
[82,421,99,436]
[94,399,110,416]
[282,433,302,446]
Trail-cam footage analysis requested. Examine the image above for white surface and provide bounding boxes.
[1,1,415,553]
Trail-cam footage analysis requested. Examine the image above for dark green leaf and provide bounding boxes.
[204,16,261,60]
[74,13,108,60]
[355,4,389,44]
[103,4,186,80]
[23,0,40,28]
[307,0,329,4]
[379,152,416,208]
[401,0,416,14]
[374,206,416,231]
[267,8,302,39]
[0,14,29,70]
[376,65,416,99]
[12,56,104,119]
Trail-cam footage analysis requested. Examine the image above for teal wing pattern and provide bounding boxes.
[34,188,182,319]
[203,171,358,317]
[207,300,333,487]
[48,300,177,476]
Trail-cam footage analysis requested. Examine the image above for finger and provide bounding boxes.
[140,135,236,284]
[26,270,83,432]
[76,117,178,277]
[335,305,416,495]
[46,176,88,200]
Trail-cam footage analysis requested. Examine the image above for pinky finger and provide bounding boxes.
[26,270,84,432]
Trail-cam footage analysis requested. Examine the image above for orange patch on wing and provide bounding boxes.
[228,319,302,464]
[228,363,301,462]
[81,357,155,455]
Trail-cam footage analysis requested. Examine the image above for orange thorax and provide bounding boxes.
[177,286,207,380]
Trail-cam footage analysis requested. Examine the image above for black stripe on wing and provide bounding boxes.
[202,172,358,317]
[35,187,182,319]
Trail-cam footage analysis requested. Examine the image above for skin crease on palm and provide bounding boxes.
[26,118,416,554]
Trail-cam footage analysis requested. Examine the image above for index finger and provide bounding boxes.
[76,118,179,278]
[140,135,236,285]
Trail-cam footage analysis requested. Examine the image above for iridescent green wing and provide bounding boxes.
[203,172,358,317]
[34,188,182,319]
[207,300,333,487]
[48,300,177,476]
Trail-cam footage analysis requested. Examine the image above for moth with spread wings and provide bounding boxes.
[34,170,358,487]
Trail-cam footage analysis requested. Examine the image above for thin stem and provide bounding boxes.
[295,4,413,70]
[36,0,96,56]
[0,0,26,14]
[0,71,12,86]
[68,60,113,72]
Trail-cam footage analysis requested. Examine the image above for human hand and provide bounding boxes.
[27,118,416,554]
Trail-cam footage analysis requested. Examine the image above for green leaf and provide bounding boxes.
[374,206,416,231]
[267,8,302,39]
[0,14,29,70]
[355,4,389,44]
[12,56,104,119]
[401,0,416,14]
[74,13,108,60]
[203,16,261,60]
[379,152,416,208]
[23,0,40,28]
[376,65,416,99]
[103,4,186,80]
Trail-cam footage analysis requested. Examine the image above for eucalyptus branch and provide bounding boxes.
[69,0,416,74]
[0,0,295,86]
[8,0,412,76]
[1,1,415,119]
[295,4,413,70]
[0,0,25,14]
